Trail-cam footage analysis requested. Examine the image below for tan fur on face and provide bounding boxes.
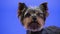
[37,17,44,28]
[22,17,32,29]
[23,16,44,29]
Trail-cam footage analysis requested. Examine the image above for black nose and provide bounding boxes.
[32,16,37,21]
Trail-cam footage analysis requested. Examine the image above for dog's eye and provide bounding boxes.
[37,13,43,17]
[25,13,31,17]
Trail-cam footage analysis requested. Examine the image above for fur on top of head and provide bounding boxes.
[18,2,48,18]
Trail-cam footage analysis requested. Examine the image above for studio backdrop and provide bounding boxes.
[0,0,60,34]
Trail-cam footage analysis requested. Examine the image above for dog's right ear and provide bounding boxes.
[18,2,27,17]
[39,2,49,17]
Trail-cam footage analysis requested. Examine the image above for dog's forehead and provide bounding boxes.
[27,7,43,13]
[24,7,43,15]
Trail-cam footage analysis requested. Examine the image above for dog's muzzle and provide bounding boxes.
[27,16,41,31]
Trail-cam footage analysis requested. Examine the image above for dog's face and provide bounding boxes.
[18,2,48,32]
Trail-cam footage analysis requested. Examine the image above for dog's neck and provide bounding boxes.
[26,29,43,34]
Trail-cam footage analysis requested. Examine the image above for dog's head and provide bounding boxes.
[18,2,48,32]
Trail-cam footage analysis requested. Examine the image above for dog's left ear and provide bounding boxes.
[18,2,27,18]
[39,2,49,17]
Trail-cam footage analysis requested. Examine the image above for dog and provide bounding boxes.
[18,2,60,34]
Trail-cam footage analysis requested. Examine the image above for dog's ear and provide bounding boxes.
[39,2,49,17]
[18,2,27,17]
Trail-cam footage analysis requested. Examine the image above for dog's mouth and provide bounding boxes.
[29,23,39,29]
[27,21,41,31]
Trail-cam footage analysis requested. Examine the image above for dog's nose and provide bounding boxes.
[32,16,37,21]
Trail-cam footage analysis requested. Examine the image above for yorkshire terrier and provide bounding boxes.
[18,2,60,34]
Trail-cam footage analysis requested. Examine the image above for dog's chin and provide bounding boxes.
[26,27,43,32]
[26,22,43,32]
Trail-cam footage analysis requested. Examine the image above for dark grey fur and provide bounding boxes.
[27,26,60,34]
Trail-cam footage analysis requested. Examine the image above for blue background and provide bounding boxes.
[0,0,60,34]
